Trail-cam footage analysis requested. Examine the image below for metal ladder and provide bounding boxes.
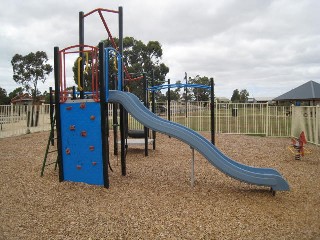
[40,114,58,176]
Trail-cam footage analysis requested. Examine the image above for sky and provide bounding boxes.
[0,0,319,99]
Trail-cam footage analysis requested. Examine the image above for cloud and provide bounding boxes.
[0,0,319,99]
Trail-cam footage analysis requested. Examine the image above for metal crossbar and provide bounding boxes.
[0,103,318,145]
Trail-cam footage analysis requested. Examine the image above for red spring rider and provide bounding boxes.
[291,131,307,160]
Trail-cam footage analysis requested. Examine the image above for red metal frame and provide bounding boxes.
[58,45,100,103]
[82,8,143,82]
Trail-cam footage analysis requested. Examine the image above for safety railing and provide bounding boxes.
[1,102,318,145]
[0,104,51,138]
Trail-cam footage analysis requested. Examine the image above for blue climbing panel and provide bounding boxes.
[60,100,104,185]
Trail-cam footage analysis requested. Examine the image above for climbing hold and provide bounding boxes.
[80,103,86,109]
[66,148,71,155]
[92,162,97,166]
[69,125,76,131]
[66,106,72,110]
[76,165,82,170]
[89,146,95,151]
[81,131,87,137]
[90,115,95,120]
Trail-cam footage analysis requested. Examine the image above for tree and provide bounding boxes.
[231,89,249,103]
[156,92,166,102]
[231,89,240,103]
[240,89,249,103]
[188,75,211,101]
[8,87,24,100]
[0,87,10,105]
[166,89,181,101]
[11,51,53,100]
[73,37,169,99]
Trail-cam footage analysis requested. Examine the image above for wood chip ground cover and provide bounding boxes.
[0,131,319,239]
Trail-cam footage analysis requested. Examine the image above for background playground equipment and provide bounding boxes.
[148,78,215,144]
[50,6,289,194]
[119,74,216,157]
[288,131,311,160]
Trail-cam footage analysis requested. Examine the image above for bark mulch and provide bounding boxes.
[0,131,319,239]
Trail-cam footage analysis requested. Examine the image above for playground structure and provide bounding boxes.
[50,6,289,194]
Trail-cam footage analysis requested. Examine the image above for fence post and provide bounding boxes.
[265,102,269,137]
[290,104,294,137]
[316,105,319,145]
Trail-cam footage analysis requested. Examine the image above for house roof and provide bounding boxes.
[11,93,33,104]
[273,80,320,101]
[254,97,274,102]
[216,97,230,102]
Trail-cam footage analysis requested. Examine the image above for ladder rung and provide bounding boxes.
[48,150,58,154]
[45,161,58,166]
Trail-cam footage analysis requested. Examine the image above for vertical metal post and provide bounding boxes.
[112,54,118,155]
[99,42,109,188]
[112,52,121,156]
[316,105,319,145]
[72,86,76,100]
[79,11,84,99]
[54,46,63,182]
[265,102,269,137]
[143,73,148,156]
[191,147,195,187]
[113,104,118,154]
[210,78,215,145]
[151,70,156,150]
[49,87,54,146]
[118,6,123,90]
[118,6,126,176]
[168,78,171,122]
[185,72,188,118]
[167,78,171,139]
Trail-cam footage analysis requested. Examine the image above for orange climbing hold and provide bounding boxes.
[80,102,86,109]
[66,148,71,155]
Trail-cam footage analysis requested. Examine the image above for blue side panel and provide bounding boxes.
[60,101,104,185]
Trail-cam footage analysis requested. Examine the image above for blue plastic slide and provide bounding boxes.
[108,90,289,191]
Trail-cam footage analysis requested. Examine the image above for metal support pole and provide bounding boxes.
[191,147,195,187]
[168,78,171,122]
[143,72,148,156]
[49,87,54,146]
[118,6,123,89]
[185,72,188,118]
[113,77,118,155]
[99,42,109,188]
[54,46,63,182]
[120,106,126,176]
[118,6,126,176]
[151,70,156,150]
[79,11,84,99]
[210,78,215,145]
[168,79,171,139]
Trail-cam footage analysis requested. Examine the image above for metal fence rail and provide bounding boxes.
[0,102,318,145]
[0,104,51,138]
